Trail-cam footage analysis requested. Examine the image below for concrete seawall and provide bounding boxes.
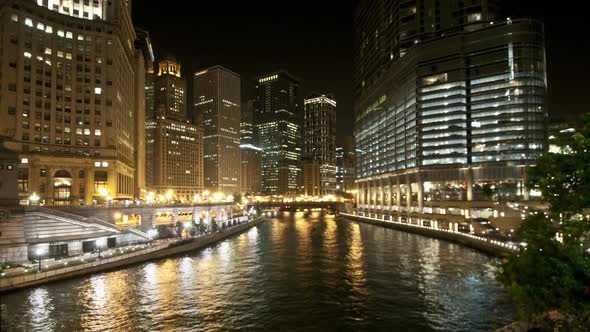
[0,218,266,293]
[340,214,517,257]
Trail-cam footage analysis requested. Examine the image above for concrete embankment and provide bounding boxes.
[0,218,266,293]
[340,214,516,257]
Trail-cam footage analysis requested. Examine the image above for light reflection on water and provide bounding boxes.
[0,213,514,331]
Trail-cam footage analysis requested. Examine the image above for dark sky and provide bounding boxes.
[132,0,354,146]
[133,1,589,146]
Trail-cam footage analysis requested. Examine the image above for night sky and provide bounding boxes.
[133,1,589,146]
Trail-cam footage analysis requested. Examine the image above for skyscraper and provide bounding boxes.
[336,139,356,195]
[155,54,186,120]
[137,29,157,190]
[255,71,301,196]
[303,94,337,195]
[134,28,154,199]
[240,99,262,195]
[0,0,143,205]
[354,1,547,217]
[146,57,203,201]
[194,66,241,195]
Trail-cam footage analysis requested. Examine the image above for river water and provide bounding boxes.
[0,212,514,331]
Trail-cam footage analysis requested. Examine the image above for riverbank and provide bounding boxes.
[0,218,265,293]
[340,213,518,256]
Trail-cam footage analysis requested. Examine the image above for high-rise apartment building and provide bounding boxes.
[353,1,547,221]
[136,29,156,192]
[155,54,186,120]
[0,0,143,205]
[240,99,261,195]
[194,66,241,195]
[255,71,301,195]
[145,57,203,201]
[303,94,337,195]
[336,143,356,195]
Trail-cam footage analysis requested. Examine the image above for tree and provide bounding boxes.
[498,114,590,329]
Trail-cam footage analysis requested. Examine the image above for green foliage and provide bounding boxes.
[528,114,590,217]
[498,114,590,327]
[498,215,590,319]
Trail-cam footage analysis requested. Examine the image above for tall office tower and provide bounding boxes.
[255,71,301,196]
[240,99,262,195]
[145,56,203,201]
[353,1,547,220]
[133,28,154,199]
[155,55,186,120]
[303,94,337,196]
[0,0,143,205]
[194,66,241,195]
[136,29,156,189]
[336,140,356,195]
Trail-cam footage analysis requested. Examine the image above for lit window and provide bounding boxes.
[25,18,33,27]
[36,22,44,30]
[11,14,18,22]
[45,48,52,55]
[84,129,91,135]
[78,34,84,41]
[58,30,64,37]
[21,158,29,164]
[94,161,101,167]
[101,162,108,167]
[24,52,32,59]
[66,53,72,59]
[94,129,101,136]
[66,31,73,39]
[94,87,102,95]
[57,51,64,57]
[45,25,53,34]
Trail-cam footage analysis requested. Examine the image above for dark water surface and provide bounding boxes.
[0,212,514,331]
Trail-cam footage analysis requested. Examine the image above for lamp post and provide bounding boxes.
[36,248,42,271]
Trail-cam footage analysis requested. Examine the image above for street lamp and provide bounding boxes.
[36,248,42,271]
[30,192,40,206]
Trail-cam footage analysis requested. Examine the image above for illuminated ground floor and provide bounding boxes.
[355,163,541,234]
[17,154,135,206]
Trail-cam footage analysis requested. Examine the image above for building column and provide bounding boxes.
[85,167,94,205]
[388,177,393,210]
[466,166,473,201]
[405,174,411,211]
[416,172,424,213]
[523,168,530,201]
[379,178,385,210]
[395,176,401,208]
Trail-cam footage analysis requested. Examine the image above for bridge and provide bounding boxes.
[248,201,346,213]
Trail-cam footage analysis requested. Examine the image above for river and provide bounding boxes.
[0,212,514,331]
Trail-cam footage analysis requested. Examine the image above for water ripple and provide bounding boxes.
[0,212,514,331]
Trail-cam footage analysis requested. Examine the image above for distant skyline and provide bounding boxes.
[133,1,590,147]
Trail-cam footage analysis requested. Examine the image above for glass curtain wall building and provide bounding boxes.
[255,71,301,196]
[353,1,547,225]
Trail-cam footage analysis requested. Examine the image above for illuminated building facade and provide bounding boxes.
[0,0,142,205]
[255,71,301,195]
[194,66,241,195]
[240,99,261,195]
[303,94,337,195]
[146,56,203,201]
[151,118,203,202]
[136,29,155,192]
[155,55,185,120]
[354,1,547,222]
[336,144,356,195]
